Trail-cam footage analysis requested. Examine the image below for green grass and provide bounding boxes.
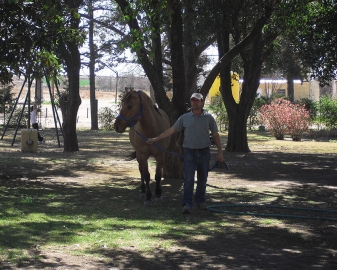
[80,79,90,87]
[257,218,282,225]
[0,166,210,263]
[1,129,337,268]
[247,130,274,141]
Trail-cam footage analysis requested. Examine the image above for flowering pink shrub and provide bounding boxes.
[259,98,310,140]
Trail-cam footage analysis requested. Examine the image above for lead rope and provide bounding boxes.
[133,127,228,172]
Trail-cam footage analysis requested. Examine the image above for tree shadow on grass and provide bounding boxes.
[1,129,337,269]
[1,172,337,269]
[212,150,337,184]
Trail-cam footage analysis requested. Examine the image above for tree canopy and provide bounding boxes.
[1,0,85,151]
[1,0,56,83]
[288,0,337,85]
[1,0,336,164]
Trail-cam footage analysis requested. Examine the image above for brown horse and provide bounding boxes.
[114,90,170,206]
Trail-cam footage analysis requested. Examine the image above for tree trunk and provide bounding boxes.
[226,108,250,151]
[218,20,264,152]
[63,48,81,152]
[57,0,83,152]
[164,133,184,179]
[183,0,200,99]
[287,76,295,102]
[218,27,250,152]
[89,0,98,130]
[163,0,186,178]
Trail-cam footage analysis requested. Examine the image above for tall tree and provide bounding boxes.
[276,39,306,102]
[88,0,99,130]
[202,0,335,152]
[201,0,277,152]
[57,0,85,151]
[261,37,309,102]
[0,0,85,151]
[80,0,125,130]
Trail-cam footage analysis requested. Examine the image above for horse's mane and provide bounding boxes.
[138,90,153,105]
[123,90,163,116]
[138,91,162,116]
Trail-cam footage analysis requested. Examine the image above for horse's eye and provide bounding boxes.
[127,105,133,110]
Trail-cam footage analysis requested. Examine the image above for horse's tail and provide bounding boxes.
[125,151,136,161]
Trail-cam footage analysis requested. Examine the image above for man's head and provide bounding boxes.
[30,106,34,112]
[190,93,204,112]
[190,93,203,101]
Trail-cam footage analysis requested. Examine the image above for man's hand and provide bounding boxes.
[147,138,155,144]
[217,152,224,163]
[146,127,176,144]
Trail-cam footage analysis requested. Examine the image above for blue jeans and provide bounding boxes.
[182,147,211,208]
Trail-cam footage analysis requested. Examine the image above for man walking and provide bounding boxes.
[147,93,224,214]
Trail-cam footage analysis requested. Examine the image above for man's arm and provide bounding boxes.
[213,132,224,162]
[147,126,176,144]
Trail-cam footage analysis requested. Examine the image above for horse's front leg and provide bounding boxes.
[140,176,146,200]
[138,159,152,206]
[143,170,152,206]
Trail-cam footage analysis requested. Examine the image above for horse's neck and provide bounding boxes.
[140,93,154,111]
[139,93,156,123]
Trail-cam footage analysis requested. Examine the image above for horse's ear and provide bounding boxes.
[125,87,136,94]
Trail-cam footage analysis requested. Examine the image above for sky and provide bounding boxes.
[80,46,219,78]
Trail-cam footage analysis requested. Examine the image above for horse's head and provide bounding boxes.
[114,90,143,133]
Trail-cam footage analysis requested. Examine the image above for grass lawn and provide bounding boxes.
[1,129,337,269]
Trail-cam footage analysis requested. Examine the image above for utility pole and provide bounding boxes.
[112,70,119,103]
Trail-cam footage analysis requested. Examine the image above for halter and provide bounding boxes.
[116,91,144,128]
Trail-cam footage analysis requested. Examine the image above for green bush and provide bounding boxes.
[0,85,14,111]
[5,106,28,128]
[298,98,318,120]
[98,107,117,130]
[0,85,15,125]
[316,96,337,130]
[208,93,229,131]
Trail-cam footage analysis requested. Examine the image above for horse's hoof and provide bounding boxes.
[156,196,164,203]
[140,193,146,199]
[144,200,153,207]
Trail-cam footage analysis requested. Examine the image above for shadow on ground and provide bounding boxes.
[0,129,337,269]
